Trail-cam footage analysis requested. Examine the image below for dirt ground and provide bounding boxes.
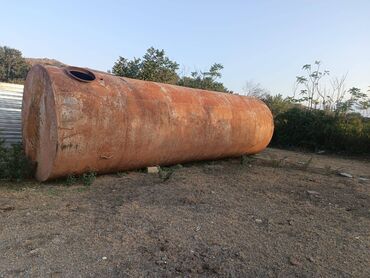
[0,148,369,277]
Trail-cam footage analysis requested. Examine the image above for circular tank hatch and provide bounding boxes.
[65,66,96,82]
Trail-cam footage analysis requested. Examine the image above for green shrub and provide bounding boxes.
[66,174,78,185]
[64,172,96,186]
[81,171,96,186]
[158,167,174,181]
[0,139,33,181]
[266,104,370,154]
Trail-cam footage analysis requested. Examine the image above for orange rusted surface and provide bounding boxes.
[22,65,274,181]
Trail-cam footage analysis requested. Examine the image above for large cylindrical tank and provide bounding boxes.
[22,65,274,181]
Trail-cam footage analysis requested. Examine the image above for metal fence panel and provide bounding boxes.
[0,82,24,145]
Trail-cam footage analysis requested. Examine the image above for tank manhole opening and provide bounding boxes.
[65,67,96,82]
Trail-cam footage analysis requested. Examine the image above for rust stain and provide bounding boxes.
[22,65,274,181]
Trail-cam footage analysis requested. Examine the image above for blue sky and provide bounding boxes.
[1,0,369,95]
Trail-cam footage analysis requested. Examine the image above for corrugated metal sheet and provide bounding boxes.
[0,82,23,145]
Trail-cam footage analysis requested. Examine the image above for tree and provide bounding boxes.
[336,87,370,114]
[294,60,331,110]
[112,47,179,84]
[140,47,179,84]
[112,57,141,79]
[262,94,297,117]
[242,80,269,98]
[112,47,230,93]
[177,63,230,93]
[0,46,30,83]
[293,61,370,114]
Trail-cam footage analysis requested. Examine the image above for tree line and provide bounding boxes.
[0,46,30,83]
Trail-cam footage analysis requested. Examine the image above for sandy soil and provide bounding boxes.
[0,148,369,277]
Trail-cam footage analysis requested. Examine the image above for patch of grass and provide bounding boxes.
[240,154,256,166]
[0,180,39,191]
[81,171,96,186]
[62,171,96,187]
[117,171,128,177]
[172,164,183,169]
[45,187,60,196]
[75,186,90,193]
[134,168,147,173]
[66,174,78,185]
[158,167,174,181]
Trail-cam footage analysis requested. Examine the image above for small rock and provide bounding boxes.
[339,172,353,178]
[289,256,302,266]
[147,166,160,174]
[29,248,42,255]
[24,240,33,247]
[52,237,63,244]
[235,251,247,260]
[255,218,263,224]
[155,256,167,265]
[307,190,320,196]
[70,206,78,212]
[307,256,315,263]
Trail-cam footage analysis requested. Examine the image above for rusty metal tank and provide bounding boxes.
[22,65,274,181]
